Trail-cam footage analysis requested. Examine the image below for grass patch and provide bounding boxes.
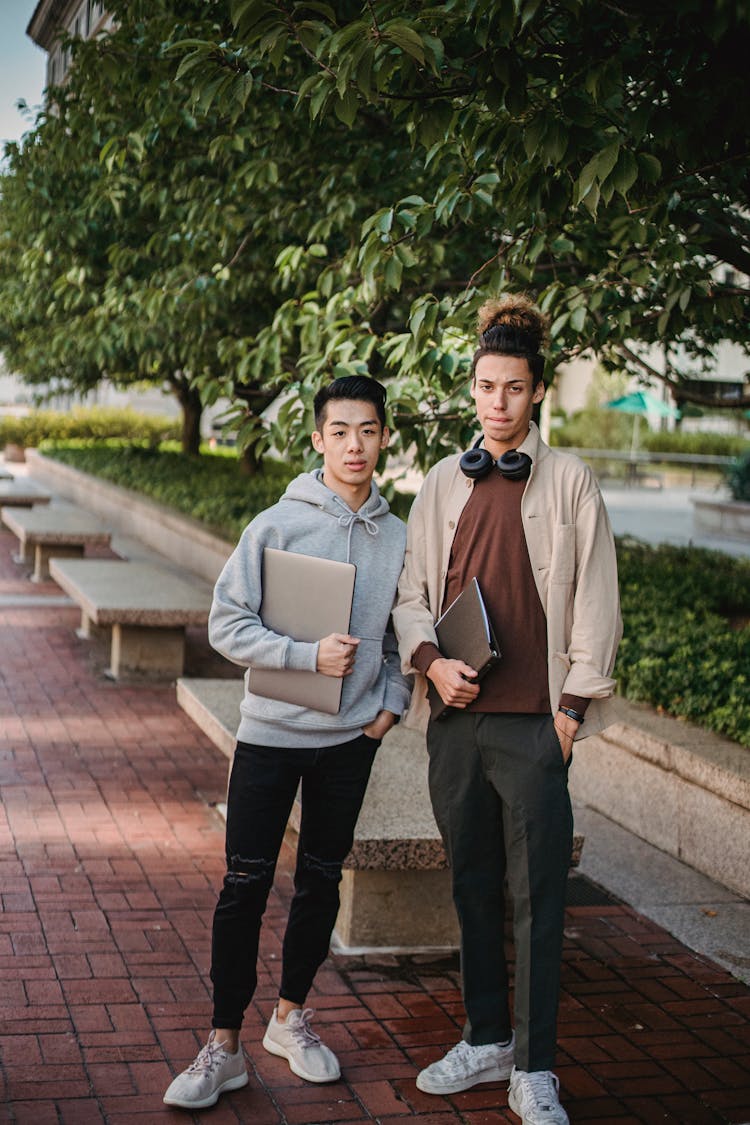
[41,440,295,543]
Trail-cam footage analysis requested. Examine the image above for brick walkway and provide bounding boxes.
[1,525,749,1125]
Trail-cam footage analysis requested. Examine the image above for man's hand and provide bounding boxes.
[362,710,398,741]
[427,658,480,708]
[317,633,359,677]
[553,711,579,763]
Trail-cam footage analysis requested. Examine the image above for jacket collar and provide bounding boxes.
[518,420,549,464]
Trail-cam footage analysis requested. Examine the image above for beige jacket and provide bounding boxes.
[392,422,623,738]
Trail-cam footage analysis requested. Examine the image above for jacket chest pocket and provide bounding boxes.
[550,523,576,584]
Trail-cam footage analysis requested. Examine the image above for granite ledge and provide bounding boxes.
[344,833,584,872]
[600,698,750,811]
[345,838,449,871]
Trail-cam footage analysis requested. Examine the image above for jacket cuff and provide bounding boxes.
[559,693,591,717]
[413,641,442,675]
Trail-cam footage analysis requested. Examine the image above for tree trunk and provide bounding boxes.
[239,443,261,476]
[171,381,203,456]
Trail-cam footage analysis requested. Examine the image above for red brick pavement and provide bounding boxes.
[1,525,749,1124]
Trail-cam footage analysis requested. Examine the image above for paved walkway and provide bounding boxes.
[1,524,750,1125]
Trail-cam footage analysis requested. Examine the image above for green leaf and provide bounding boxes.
[575,153,599,205]
[384,253,403,290]
[382,23,426,64]
[637,152,662,183]
[610,149,638,196]
[570,304,586,332]
[550,311,570,338]
[334,88,358,127]
[596,141,620,182]
[524,115,547,161]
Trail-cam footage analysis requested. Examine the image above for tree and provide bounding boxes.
[172,0,749,453]
[0,1,280,457]
[2,0,479,466]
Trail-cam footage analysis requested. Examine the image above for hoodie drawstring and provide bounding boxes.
[337,511,378,562]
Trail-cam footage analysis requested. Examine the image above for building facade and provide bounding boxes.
[26,0,112,88]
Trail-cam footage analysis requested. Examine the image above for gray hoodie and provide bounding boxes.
[209,470,412,747]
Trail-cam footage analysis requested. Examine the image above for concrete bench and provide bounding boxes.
[177,677,584,954]
[0,479,51,507]
[49,558,213,680]
[1,503,112,581]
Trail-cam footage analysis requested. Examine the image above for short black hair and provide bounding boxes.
[313,375,387,431]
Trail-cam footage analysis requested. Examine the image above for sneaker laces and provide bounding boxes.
[520,1069,560,1110]
[285,1008,322,1050]
[441,1038,487,1076]
[186,1032,231,1076]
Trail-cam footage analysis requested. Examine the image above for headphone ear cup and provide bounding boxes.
[459,448,495,479]
[497,450,532,480]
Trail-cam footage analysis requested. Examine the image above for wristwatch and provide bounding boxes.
[558,705,585,724]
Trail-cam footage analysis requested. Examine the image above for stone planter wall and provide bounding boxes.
[692,496,750,541]
[26,449,233,583]
[569,697,750,899]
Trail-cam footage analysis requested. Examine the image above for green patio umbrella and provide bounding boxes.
[605,390,680,456]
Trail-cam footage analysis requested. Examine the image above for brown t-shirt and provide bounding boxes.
[414,467,589,717]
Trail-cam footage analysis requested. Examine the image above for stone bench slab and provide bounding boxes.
[0,480,51,507]
[1,503,112,580]
[49,558,212,626]
[177,677,447,871]
[50,559,212,679]
[178,676,457,952]
[177,676,584,952]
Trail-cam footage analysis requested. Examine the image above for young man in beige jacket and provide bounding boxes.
[393,295,622,1125]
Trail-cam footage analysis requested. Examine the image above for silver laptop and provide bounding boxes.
[248,547,357,715]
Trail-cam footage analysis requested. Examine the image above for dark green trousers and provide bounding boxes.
[427,711,573,1072]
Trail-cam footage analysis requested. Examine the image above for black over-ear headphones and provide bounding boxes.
[459,437,532,481]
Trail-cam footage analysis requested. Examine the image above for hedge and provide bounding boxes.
[551,411,748,458]
[0,406,180,448]
[615,541,750,746]
[41,441,294,542]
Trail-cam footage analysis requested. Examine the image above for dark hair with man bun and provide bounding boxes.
[472,293,549,385]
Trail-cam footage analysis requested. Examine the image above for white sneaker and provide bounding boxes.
[163,1030,248,1109]
[416,1034,515,1094]
[508,1066,569,1124]
[262,1006,341,1083]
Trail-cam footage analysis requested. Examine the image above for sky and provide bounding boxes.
[0,1,47,152]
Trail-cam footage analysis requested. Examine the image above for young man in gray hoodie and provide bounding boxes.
[164,375,411,1111]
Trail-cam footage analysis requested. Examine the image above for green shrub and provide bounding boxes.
[726,451,750,501]
[550,409,634,450]
[42,441,294,541]
[0,406,180,448]
[551,413,748,459]
[615,541,750,746]
[641,430,748,457]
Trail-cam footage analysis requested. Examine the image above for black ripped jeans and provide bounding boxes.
[210,734,379,1030]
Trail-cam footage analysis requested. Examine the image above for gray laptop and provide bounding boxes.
[248,547,357,714]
